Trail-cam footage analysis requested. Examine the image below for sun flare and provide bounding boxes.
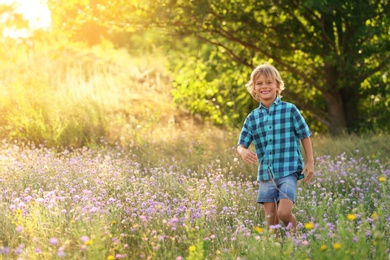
[0,0,51,30]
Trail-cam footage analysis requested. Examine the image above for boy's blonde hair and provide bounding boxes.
[245,64,285,101]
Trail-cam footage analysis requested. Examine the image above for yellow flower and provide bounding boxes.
[304,222,314,230]
[107,256,115,260]
[320,244,327,251]
[112,220,116,225]
[333,243,341,250]
[379,176,386,182]
[347,214,356,221]
[254,226,264,233]
[189,245,196,252]
[372,212,378,218]
[85,240,93,245]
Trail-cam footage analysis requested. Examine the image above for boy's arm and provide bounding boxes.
[237,145,258,164]
[301,137,315,184]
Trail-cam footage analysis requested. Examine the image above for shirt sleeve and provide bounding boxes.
[238,115,254,148]
[292,106,312,139]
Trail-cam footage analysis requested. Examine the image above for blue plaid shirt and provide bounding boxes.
[238,97,311,181]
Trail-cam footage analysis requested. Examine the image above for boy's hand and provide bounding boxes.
[302,161,315,184]
[237,145,258,164]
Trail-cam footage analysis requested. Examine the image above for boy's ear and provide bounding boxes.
[276,85,281,94]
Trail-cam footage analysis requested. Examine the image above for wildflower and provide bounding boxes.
[85,240,93,245]
[320,244,327,251]
[304,222,314,230]
[286,222,293,230]
[347,214,357,221]
[189,245,196,252]
[49,237,59,246]
[254,226,264,233]
[372,212,378,218]
[107,255,115,260]
[379,176,386,182]
[80,236,90,244]
[15,226,23,233]
[270,224,282,229]
[333,243,341,250]
[14,247,23,255]
[0,247,10,255]
[57,247,66,258]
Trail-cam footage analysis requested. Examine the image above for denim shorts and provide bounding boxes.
[257,173,298,204]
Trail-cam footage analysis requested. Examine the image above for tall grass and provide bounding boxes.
[0,38,389,259]
[0,37,173,148]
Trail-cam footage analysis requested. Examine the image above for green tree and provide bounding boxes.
[44,0,389,134]
[146,0,389,134]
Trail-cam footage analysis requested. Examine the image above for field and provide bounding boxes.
[1,137,389,259]
[0,40,389,259]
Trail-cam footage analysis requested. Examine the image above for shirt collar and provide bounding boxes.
[259,96,281,110]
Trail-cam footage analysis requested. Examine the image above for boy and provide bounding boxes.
[237,64,314,231]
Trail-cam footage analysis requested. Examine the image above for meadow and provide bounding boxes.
[0,39,389,259]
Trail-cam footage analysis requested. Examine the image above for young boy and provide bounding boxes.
[237,64,314,231]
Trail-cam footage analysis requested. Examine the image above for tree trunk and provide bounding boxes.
[324,65,347,135]
[340,87,360,133]
[324,92,347,135]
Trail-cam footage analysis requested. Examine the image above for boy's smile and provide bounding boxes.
[254,74,279,108]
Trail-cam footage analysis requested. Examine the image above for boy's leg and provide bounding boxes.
[277,198,297,229]
[263,202,279,227]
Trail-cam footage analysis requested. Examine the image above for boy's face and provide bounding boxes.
[254,74,279,102]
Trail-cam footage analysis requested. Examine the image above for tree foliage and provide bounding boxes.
[143,0,389,134]
[42,0,390,134]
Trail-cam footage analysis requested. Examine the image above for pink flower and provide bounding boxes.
[49,237,59,246]
[15,226,23,233]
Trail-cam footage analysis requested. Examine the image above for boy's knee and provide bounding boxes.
[277,210,291,222]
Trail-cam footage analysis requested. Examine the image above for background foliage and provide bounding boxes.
[0,2,389,259]
[146,0,390,134]
[0,0,389,150]
[41,0,390,135]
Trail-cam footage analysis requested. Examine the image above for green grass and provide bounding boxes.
[0,38,389,259]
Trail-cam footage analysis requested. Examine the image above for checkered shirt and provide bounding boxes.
[238,97,312,181]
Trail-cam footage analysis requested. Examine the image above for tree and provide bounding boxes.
[146,0,390,134]
[44,0,389,134]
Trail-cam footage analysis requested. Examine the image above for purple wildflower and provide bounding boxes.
[80,236,90,244]
[15,226,23,233]
[49,237,59,246]
[0,247,10,255]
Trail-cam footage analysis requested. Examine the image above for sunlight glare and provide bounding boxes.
[0,0,51,31]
